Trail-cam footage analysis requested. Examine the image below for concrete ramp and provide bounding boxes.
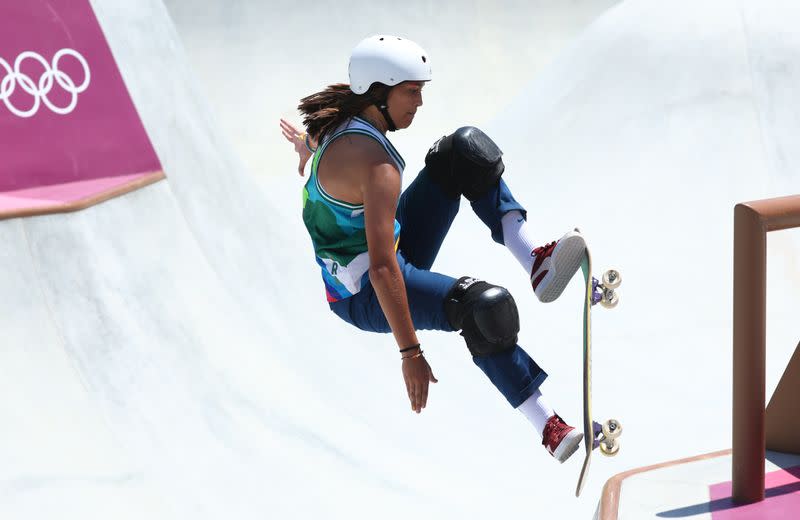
[600,450,800,519]
[3,0,800,519]
[1,1,465,518]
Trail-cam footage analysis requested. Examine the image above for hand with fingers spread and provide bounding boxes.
[401,346,438,413]
[279,118,318,176]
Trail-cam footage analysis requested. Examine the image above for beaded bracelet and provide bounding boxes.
[402,349,424,361]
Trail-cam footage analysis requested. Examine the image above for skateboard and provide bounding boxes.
[575,246,623,497]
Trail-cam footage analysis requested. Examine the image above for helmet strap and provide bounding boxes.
[376,101,398,132]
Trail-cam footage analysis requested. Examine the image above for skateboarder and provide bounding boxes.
[280,34,586,463]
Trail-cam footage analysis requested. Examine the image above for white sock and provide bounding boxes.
[518,388,555,438]
[501,210,538,276]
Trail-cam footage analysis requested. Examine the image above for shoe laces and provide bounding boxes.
[533,240,557,259]
[542,414,569,446]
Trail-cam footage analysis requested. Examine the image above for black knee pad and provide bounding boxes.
[444,276,520,357]
[424,126,506,201]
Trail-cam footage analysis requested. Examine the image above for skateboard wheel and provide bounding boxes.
[602,419,623,440]
[600,289,619,309]
[602,269,621,289]
[600,439,620,456]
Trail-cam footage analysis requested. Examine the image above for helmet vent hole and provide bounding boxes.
[422,56,427,63]
[379,37,385,41]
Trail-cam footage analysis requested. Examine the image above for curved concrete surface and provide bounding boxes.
[163,0,622,180]
[2,1,800,519]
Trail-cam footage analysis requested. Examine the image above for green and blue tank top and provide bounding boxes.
[302,116,405,302]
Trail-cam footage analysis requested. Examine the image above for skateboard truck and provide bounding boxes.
[591,269,621,308]
[592,419,623,456]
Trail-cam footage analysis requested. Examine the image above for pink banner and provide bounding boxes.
[0,0,162,217]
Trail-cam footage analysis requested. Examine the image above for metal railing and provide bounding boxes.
[732,194,800,503]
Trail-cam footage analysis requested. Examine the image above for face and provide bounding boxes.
[386,81,425,129]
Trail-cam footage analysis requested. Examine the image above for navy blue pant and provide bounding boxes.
[329,168,547,408]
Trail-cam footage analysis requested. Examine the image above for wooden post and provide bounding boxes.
[732,195,800,504]
[732,203,766,503]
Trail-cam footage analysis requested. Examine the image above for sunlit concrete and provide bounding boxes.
[2,1,800,519]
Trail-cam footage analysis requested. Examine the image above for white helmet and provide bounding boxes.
[348,35,432,95]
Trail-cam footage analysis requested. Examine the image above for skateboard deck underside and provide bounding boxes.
[576,250,593,497]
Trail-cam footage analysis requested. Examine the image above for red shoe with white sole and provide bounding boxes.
[530,229,586,303]
[542,413,584,463]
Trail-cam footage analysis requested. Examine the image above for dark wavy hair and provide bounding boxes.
[298,82,391,144]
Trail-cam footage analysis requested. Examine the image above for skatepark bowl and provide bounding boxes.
[2,1,800,519]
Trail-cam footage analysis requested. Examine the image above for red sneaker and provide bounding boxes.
[542,414,583,463]
[530,229,586,303]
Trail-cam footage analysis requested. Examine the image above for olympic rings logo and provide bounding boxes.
[0,49,91,118]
